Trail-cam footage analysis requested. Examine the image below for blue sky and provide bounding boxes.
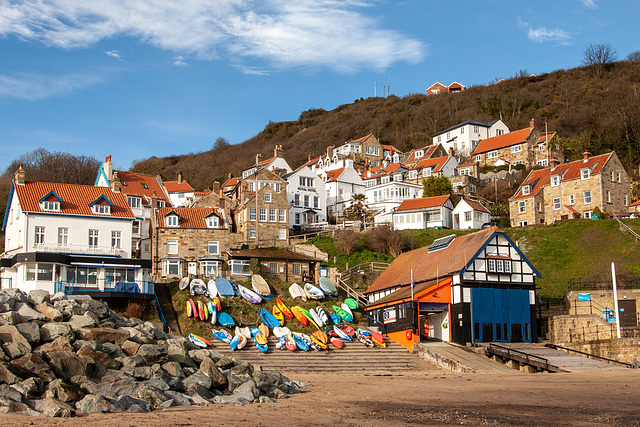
[0,0,637,173]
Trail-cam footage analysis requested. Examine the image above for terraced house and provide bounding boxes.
[509,151,630,226]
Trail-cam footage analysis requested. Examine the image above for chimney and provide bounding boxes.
[151,192,158,208]
[530,119,536,129]
[111,171,121,192]
[255,153,262,166]
[103,155,113,182]
[227,172,232,180]
[177,171,183,184]
[212,181,220,196]
[448,147,454,157]
[14,164,25,186]
[583,150,592,162]
[308,153,312,162]
[274,145,284,158]
[550,157,560,169]
[327,145,334,157]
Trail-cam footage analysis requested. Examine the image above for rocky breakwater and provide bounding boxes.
[0,289,307,417]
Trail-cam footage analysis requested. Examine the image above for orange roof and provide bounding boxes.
[630,200,640,207]
[155,207,226,229]
[164,180,195,193]
[511,153,613,201]
[396,195,451,211]
[259,156,275,166]
[325,168,345,183]
[382,145,401,154]
[473,126,533,155]
[223,177,241,188]
[347,134,372,144]
[116,171,169,206]
[194,191,210,196]
[405,145,438,163]
[536,132,556,145]
[295,156,321,172]
[12,181,134,219]
[411,156,449,172]
[566,205,580,214]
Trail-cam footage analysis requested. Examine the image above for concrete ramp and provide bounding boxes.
[415,342,518,374]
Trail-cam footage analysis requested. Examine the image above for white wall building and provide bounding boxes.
[390,195,455,230]
[432,120,510,157]
[320,160,365,217]
[284,165,327,230]
[242,145,292,179]
[452,199,492,229]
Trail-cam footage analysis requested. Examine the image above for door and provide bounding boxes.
[618,300,637,327]
[188,262,197,276]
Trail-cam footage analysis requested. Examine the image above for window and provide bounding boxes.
[248,182,254,192]
[278,229,287,240]
[581,169,590,180]
[415,150,424,159]
[446,132,450,139]
[208,241,219,255]
[200,261,219,278]
[269,263,278,274]
[111,231,121,249]
[206,216,219,228]
[551,175,560,187]
[476,155,481,162]
[58,227,68,246]
[166,215,178,227]
[487,150,498,159]
[93,204,111,215]
[537,202,542,212]
[304,195,309,207]
[249,227,256,239]
[606,190,611,203]
[537,159,548,167]
[617,171,621,183]
[166,240,178,255]
[259,208,267,221]
[294,194,300,206]
[314,196,319,209]
[511,145,522,153]
[88,230,99,248]
[518,201,526,213]
[393,174,402,182]
[422,168,432,177]
[584,211,593,219]
[611,170,615,181]
[269,208,276,222]
[518,220,528,226]
[553,197,561,210]
[538,144,545,151]
[488,259,510,273]
[35,226,45,245]
[278,209,286,222]
[273,182,281,193]
[460,127,465,134]
[132,221,140,235]
[569,194,575,205]
[127,196,141,208]
[584,190,592,204]
[249,207,256,221]
[474,126,479,133]
[264,192,271,203]
[157,200,166,207]
[487,259,495,272]
[409,170,417,179]
[470,184,477,193]
[292,263,301,275]
[459,168,469,176]
[522,185,530,196]
[41,200,60,211]
[464,211,472,222]
[162,260,182,276]
[365,146,380,156]
[295,213,300,225]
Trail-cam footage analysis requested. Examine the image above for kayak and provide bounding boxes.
[179,277,190,291]
[316,307,330,326]
[292,333,309,351]
[276,297,294,319]
[258,323,270,338]
[208,301,217,325]
[333,325,351,342]
[310,308,325,327]
[330,312,342,325]
[312,330,328,345]
[254,333,268,353]
[272,305,285,326]
[237,334,247,349]
[189,333,213,348]
[186,300,193,318]
[260,308,281,329]
[285,334,297,352]
[333,305,353,322]
[291,306,308,326]
[298,307,319,329]
[330,337,344,349]
[252,274,271,296]
[344,298,359,310]
[370,330,386,348]
[212,329,232,344]
[273,326,291,338]
[238,284,262,304]
[212,296,221,312]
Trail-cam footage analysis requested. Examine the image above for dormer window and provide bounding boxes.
[415,150,424,159]
[206,216,220,228]
[141,182,149,189]
[522,185,530,196]
[166,215,179,227]
[551,175,560,187]
[409,170,417,179]
[423,168,432,177]
[127,196,142,208]
[393,174,402,182]
[90,195,113,215]
[581,169,590,180]
[41,201,60,212]
[381,176,390,184]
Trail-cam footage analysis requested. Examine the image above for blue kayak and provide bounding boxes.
[292,333,309,351]
[217,311,235,327]
[260,308,281,329]
[330,312,342,325]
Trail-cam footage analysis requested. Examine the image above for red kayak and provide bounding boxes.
[330,337,343,349]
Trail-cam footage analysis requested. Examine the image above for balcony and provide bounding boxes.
[55,278,155,296]
[34,243,127,257]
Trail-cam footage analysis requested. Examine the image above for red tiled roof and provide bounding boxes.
[411,156,449,172]
[259,156,275,166]
[566,205,580,214]
[295,156,321,171]
[366,227,498,294]
[223,177,241,188]
[473,126,533,155]
[155,207,226,229]
[630,200,640,207]
[347,134,372,144]
[115,171,169,206]
[466,200,490,213]
[13,181,134,219]
[325,168,345,183]
[511,153,613,201]
[536,132,556,145]
[382,144,401,154]
[396,195,450,211]
[164,180,195,193]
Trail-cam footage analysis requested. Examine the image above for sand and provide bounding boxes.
[2,368,639,426]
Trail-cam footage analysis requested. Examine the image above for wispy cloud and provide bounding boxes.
[0,0,425,73]
[580,0,597,9]
[172,56,188,66]
[105,50,121,60]
[0,73,103,100]
[517,18,571,45]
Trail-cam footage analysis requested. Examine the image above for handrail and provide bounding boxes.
[340,262,389,281]
[335,276,369,307]
[545,343,636,368]
[612,214,640,241]
[154,293,168,333]
[488,343,551,371]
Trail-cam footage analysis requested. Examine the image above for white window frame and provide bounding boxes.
[581,169,590,180]
[166,215,179,227]
[522,185,530,196]
[93,204,111,215]
[487,150,498,159]
[518,201,526,213]
[111,231,122,249]
[569,194,575,205]
[517,220,528,226]
[35,226,45,245]
[269,208,276,222]
[259,208,267,221]
[40,201,60,211]
[537,159,549,167]
[264,192,271,203]
[127,196,142,208]
[551,175,560,187]
[166,239,178,255]
[249,207,256,221]
[476,155,481,162]
[278,209,286,222]
[249,227,256,239]
[606,190,611,203]
[553,197,561,210]
[422,168,432,177]
[58,227,68,246]
[278,229,287,240]
[207,216,220,228]
[617,171,621,183]
[88,229,99,248]
[584,190,592,204]
[208,240,219,255]
[511,145,522,153]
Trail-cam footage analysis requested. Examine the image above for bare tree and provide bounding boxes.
[626,50,640,62]
[366,224,406,257]
[335,230,358,255]
[581,43,619,76]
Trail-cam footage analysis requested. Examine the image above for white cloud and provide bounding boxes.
[0,0,425,73]
[0,73,103,100]
[580,0,597,9]
[517,18,571,45]
[105,50,121,59]
[172,56,188,66]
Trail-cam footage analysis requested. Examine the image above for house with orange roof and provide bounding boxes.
[151,206,235,281]
[404,155,458,186]
[472,119,560,168]
[283,164,326,231]
[402,144,448,167]
[629,199,640,217]
[163,171,196,207]
[241,145,292,179]
[363,163,422,222]
[452,199,491,229]
[333,134,385,167]
[363,227,540,348]
[388,195,454,230]
[509,151,630,226]
[1,165,154,296]
[432,119,509,157]
[449,161,480,196]
[426,81,466,96]
[95,155,171,260]
[319,159,365,217]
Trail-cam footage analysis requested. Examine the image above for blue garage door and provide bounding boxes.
[471,288,531,343]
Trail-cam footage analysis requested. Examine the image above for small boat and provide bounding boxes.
[236,326,251,339]
[188,299,197,318]
[316,307,330,326]
[276,335,287,350]
[252,274,271,296]
[330,337,344,349]
[292,333,309,351]
[285,335,297,351]
[318,277,338,297]
[344,298,359,310]
[260,308,281,329]
[357,328,371,337]
[289,283,307,301]
[339,324,356,337]
[254,333,268,353]
[276,297,293,319]
[179,277,190,291]
[333,325,351,342]
[212,329,232,344]
[291,306,308,326]
[258,323,269,338]
[310,334,328,350]
[330,312,341,325]
[217,311,235,327]
[300,333,320,351]
[186,300,193,318]
[237,334,248,349]
[333,305,353,322]
[190,279,207,296]
[310,308,325,327]
[341,303,354,319]
[273,326,291,338]
[230,333,241,351]
[208,302,217,325]
[196,300,205,321]
[238,284,262,304]
[312,330,328,345]
[355,330,375,348]
[304,283,324,300]
[298,307,319,329]
[212,296,222,311]
[214,277,236,296]
[370,330,386,348]
[188,333,213,348]
[207,279,218,298]
[272,305,285,326]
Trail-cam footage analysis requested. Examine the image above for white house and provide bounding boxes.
[364,164,422,224]
[452,199,491,229]
[391,195,454,230]
[1,166,152,295]
[164,171,196,207]
[404,156,459,186]
[432,120,510,157]
[284,165,327,230]
[320,160,365,217]
[242,145,292,179]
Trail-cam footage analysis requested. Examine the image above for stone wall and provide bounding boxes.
[549,314,615,343]
[290,244,329,262]
[565,290,640,317]
[557,338,640,365]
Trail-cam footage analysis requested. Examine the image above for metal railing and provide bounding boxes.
[612,214,640,241]
[55,279,155,295]
[0,277,13,289]
[340,262,390,281]
[545,343,636,368]
[154,293,168,333]
[34,243,127,257]
[336,276,369,308]
[488,343,551,371]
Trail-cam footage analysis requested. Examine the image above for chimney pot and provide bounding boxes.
[448,147,454,157]
[530,119,536,129]
[14,164,26,186]
[177,171,183,184]
[583,150,591,162]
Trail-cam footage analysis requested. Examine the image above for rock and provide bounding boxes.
[0,325,32,359]
[72,339,102,352]
[11,377,42,400]
[113,394,152,413]
[183,372,212,390]
[0,363,20,384]
[161,361,184,378]
[233,379,259,402]
[136,343,168,364]
[28,397,75,417]
[266,387,289,399]
[167,353,197,368]
[121,340,141,357]
[0,396,32,413]
[143,322,167,341]
[43,379,84,403]
[199,357,228,389]
[121,326,156,345]
[100,342,125,359]
[76,345,120,374]
[190,393,210,406]
[39,323,74,343]
[46,351,91,381]
[4,288,27,304]
[259,395,277,403]
[27,290,51,307]
[69,375,99,395]
[0,311,22,325]
[116,355,147,368]
[50,292,68,303]
[0,383,23,402]
[35,337,75,353]
[187,349,212,364]
[15,302,47,322]
[164,390,192,406]
[167,337,189,354]
[121,366,153,380]
[75,327,129,346]
[186,382,212,400]
[16,322,40,346]
[75,394,120,414]
[69,296,109,319]
[34,302,63,322]
[215,355,236,369]
[0,291,16,312]
[142,378,170,391]
[53,300,85,320]
[67,315,97,330]
[253,370,288,393]
[10,353,55,382]
[227,371,252,393]
[93,376,169,406]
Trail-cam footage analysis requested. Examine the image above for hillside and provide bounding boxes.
[131,61,640,191]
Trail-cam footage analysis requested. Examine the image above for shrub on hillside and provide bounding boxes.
[366,225,406,257]
[335,230,358,255]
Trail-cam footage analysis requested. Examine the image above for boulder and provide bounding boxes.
[136,343,168,364]
[75,394,120,414]
[50,292,68,303]
[35,336,75,353]
[0,311,22,325]
[142,378,171,391]
[116,355,148,368]
[186,382,212,400]
[72,339,102,352]
[43,379,84,403]
[233,379,259,401]
[143,322,167,340]
[75,327,129,346]
[40,323,74,343]
[121,326,156,344]
[16,322,40,346]
[199,357,228,389]
[69,296,109,319]
[100,342,125,359]
[15,302,47,322]
[0,291,15,312]
[162,361,184,378]
[4,288,27,304]
[76,345,120,375]
[93,376,169,406]
[11,377,42,400]
[121,340,141,356]
[53,300,85,320]
[187,349,211,364]
[0,325,32,359]
[0,363,21,384]
[46,351,91,381]
[259,395,277,403]
[113,394,152,413]
[253,370,288,393]
[0,396,33,413]
[183,372,212,390]
[10,353,55,382]
[120,366,153,380]
[0,383,23,402]
[69,375,99,395]
[67,314,98,330]
[266,387,289,400]
[28,397,75,417]
[34,302,63,322]
[27,290,51,307]
[215,355,236,369]
[227,371,252,393]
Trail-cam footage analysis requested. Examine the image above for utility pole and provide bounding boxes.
[387,67,391,96]
[374,81,377,97]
